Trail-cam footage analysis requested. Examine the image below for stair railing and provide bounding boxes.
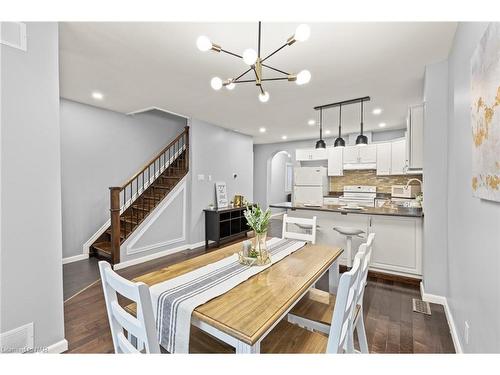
[109,126,189,264]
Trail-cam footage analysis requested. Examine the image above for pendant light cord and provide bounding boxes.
[338,104,342,138]
[360,99,364,135]
[258,22,262,58]
[319,108,323,140]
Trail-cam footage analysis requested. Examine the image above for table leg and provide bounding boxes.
[328,258,339,294]
[236,341,260,354]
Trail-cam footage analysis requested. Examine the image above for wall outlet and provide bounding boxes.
[208,175,212,181]
[464,321,470,345]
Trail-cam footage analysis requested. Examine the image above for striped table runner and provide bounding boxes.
[149,237,306,353]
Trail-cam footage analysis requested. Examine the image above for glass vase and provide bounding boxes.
[253,231,271,266]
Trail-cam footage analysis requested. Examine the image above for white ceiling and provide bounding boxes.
[59,22,457,144]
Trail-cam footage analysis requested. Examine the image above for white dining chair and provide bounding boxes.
[99,261,160,354]
[255,252,364,353]
[351,232,375,353]
[282,214,317,244]
[286,234,376,353]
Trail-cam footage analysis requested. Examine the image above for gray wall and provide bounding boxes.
[422,60,449,297]
[189,119,254,244]
[444,22,500,352]
[1,23,65,350]
[60,99,185,259]
[253,129,406,208]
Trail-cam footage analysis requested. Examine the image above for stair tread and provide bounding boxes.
[93,241,112,254]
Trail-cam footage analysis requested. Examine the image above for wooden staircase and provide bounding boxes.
[90,127,189,265]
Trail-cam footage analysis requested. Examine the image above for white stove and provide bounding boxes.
[338,185,377,207]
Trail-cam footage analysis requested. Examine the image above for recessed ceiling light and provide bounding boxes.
[92,91,104,100]
[281,135,288,140]
[325,130,331,135]
[259,127,266,133]
[308,119,316,126]
[379,122,387,128]
[372,108,382,115]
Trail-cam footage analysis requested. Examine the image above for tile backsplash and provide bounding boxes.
[329,170,423,194]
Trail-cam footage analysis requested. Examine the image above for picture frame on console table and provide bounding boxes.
[215,181,228,209]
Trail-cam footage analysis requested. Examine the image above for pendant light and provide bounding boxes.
[334,104,346,148]
[315,108,326,149]
[355,99,368,146]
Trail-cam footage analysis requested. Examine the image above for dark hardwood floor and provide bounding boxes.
[63,217,454,354]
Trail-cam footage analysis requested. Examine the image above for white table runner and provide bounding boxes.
[149,237,306,353]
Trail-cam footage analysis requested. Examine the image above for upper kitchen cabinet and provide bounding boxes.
[343,144,377,170]
[406,104,424,171]
[376,142,392,175]
[327,147,343,176]
[391,139,407,175]
[296,148,327,161]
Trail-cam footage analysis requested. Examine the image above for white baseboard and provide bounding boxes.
[62,254,89,265]
[114,241,205,270]
[420,282,463,353]
[45,338,68,354]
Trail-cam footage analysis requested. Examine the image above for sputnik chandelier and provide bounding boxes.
[196,22,311,103]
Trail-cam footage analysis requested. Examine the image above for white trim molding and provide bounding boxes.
[420,282,463,353]
[114,241,205,271]
[124,177,187,255]
[46,339,68,354]
[62,253,89,265]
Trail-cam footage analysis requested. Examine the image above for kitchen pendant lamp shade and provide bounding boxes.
[315,139,326,149]
[315,108,326,149]
[356,99,368,146]
[334,137,346,147]
[355,134,368,146]
[334,104,345,148]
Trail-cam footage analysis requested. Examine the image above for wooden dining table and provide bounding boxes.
[128,239,343,353]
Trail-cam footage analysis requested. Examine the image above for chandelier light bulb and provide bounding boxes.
[294,24,311,42]
[242,48,258,65]
[296,70,311,85]
[226,82,235,90]
[210,77,223,90]
[259,91,270,103]
[196,36,212,52]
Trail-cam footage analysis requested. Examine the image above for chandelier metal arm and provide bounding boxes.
[260,43,289,63]
[261,63,290,76]
[233,77,290,84]
[220,48,243,59]
[234,68,253,81]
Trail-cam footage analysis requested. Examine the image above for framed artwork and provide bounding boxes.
[471,22,500,202]
[215,181,228,209]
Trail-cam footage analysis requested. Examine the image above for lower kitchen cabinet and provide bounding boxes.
[368,215,422,277]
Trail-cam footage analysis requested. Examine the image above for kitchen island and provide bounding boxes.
[270,202,423,279]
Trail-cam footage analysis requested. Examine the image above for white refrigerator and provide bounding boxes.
[293,167,328,206]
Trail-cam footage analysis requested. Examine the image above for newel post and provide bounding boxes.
[110,187,121,265]
[184,125,190,172]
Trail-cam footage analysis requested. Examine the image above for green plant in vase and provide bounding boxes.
[243,205,272,265]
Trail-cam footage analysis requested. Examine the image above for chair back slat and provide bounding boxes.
[99,261,160,354]
[356,233,375,305]
[281,214,317,244]
[326,251,365,353]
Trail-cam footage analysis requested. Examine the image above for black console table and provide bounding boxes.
[203,206,252,249]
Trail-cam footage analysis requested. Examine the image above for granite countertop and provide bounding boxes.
[269,202,423,218]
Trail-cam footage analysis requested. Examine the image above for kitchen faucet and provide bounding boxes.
[405,178,423,189]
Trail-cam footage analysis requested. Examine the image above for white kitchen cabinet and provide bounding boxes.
[327,147,343,176]
[376,142,392,176]
[391,139,407,175]
[368,215,422,276]
[295,148,327,161]
[358,145,377,163]
[343,146,359,164]
[406,104,424,171]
